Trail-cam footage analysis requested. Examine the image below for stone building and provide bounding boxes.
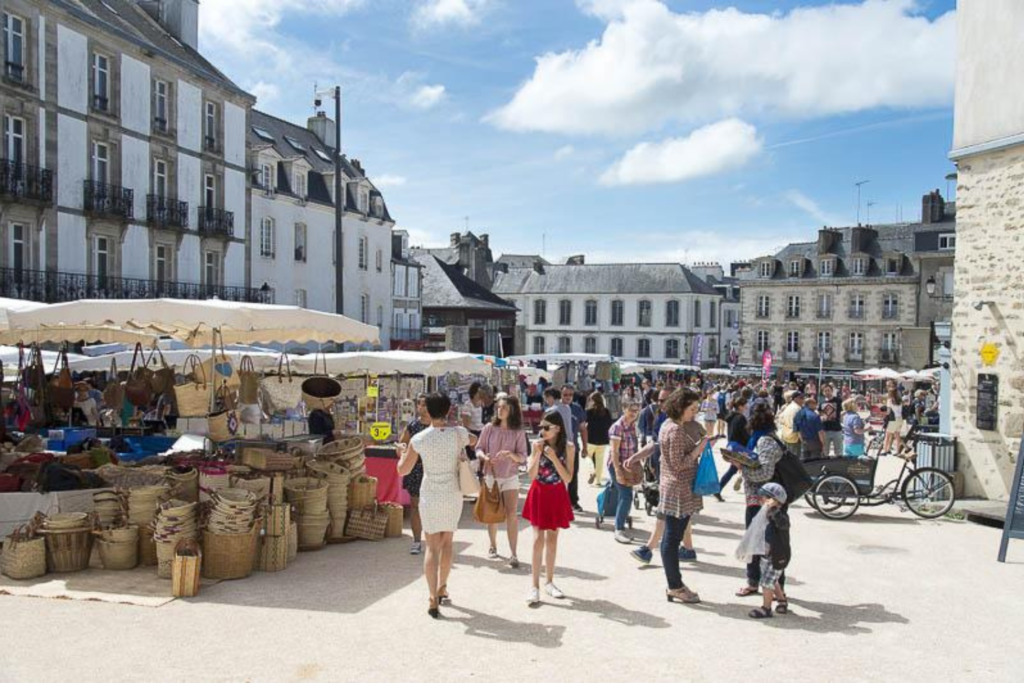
[689,262,741,366]
[948,0,1024,499]
[390,229,423,349]
[0,0,264,303]
[412,231,495,289]
[736,196,955,376]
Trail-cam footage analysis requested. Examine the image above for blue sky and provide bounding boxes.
[200,0,957,266]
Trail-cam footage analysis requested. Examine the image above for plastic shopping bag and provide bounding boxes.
[692,442,721,497]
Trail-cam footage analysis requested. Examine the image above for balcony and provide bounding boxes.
[882,308,899,320]
[0,162,53,204]
[391,327,424,341]
[815,349,832,362]
[146,195,188,230]
[0,267,270,304]
[785,350,800,361]
[198,206,234,237]
[848,308,865,320]
[84,180,133,221]
[846,351,864,364]
[880,350,900,365]
[4,61,25,85]
[815,308,833,320]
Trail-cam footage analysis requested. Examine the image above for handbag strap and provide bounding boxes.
[276,353,292,383]
[313,347,326,376]
[183,354,207,386]
[109,355,118,379]
[128,342,144,373]
[239,355,255,374]
[146,343,170,371]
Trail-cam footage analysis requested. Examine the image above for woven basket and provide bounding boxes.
[265,504,291,537]
[347,475,378,510]
[345,506,388,541]
[287,521,298,562]
[284,478,329,514]
[1,530,46,580]
[383,503,404,538]
[172,539,202,598]
[240,447,302,472]
[42,527,93,573]
[301,376,342,413]
[166,467,199,503]
[296,511,331,550]
[202,522,260,580]
[138,526,158,566]
[326,510,349,541]
[231,475,272,503]
[317,436,364,462]
[198,467,230,503]
[98,525,139,544]
[258,534,289,572]
[98,539,138,570]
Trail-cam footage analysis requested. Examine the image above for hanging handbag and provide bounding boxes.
[208,408,239,443]
[691,442,721,497]
[238,355,260,405]
[148,345,176,396]
[174,354,209,417]
[473,470,506,524]
[102,357,125,411]
[6,348,32,431]
[261,353,302,413]
[125,342,154,407]
[458,458,479,498]
[200,330,239,390]
[301,349,341,412]
[47,344,75,410]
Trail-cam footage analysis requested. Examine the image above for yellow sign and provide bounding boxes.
[980,343,1000,366]
[366,385,379,398]
[369,422,392,441]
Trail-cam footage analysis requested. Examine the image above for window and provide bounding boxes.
[375,249,383,272]
[252,126,274,143]
[358,236,368,270]
[709,301,717,327]
[293,170,307,198]
[635,338,650,358]
[295,289,307,308]
[94,236,110,283]
[756,330,770,354]
[259,218,275,258]
[756,294,771,318]
[666,300,680,327]
[786,331,800,357]
[820,259,834,277]
[882,332,899,361]
[852,258,866,276]
[942,270,954,299]
[585,299,598,326]
[533,336,545,354]
[204,102,217,148]
[260,163,274,191]
[4,115,24,164]
[155,245,168,283]
[849,332,864,359]
[787,295,801,318]
[665,338,679,359]
[204,174,215,207]
[709,337,717,358]
[534,299,547,325]
[313,148,332,163]
[849,294,865,319]
[611,300,624,326]
[92,53,109,111]
[92,142,109,183]
[153,159,167,198]
[204,251,220,286]
[693,300,701,328]
[584,337,597,354]
[558,336,572,353]
[817,331,832,357]
[4,14,25,82]
[817,292,832,318]
[558,299,572,326]
[759,261,772,278]
[154,80,169,131]
[726,309,736,328]
[610,337,623,357]
[360,294,369,324]
[789,260,801,277]
[883,293,899,319]
[939,234,956,251]
[294,223,307,262]
[10,222,26,272]
[358,190,368,213]
[886,257,900,275]
[377,305,384,328]
[284,136,306,153]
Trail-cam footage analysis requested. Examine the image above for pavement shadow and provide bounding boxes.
[690,561,805,587]
[695,515,746,530]
[696,528,744,541]
[543,596,671,629]
[454,552,609,582]
[443,604,567,648]
[697,598,908,635]
[799,511,921,525]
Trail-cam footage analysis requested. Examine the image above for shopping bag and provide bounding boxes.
[473,478,506,524]
[458,459,478,498]
[692,442,721,497]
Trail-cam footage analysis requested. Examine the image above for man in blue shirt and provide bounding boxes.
[794,396,825,461]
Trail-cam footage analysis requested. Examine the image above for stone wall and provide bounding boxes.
[951,144,1024,499]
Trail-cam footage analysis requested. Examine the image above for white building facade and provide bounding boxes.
[493,262,723,365]
[390,230,423,349]
[1,0,262,303]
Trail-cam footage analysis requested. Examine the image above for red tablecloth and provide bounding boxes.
[365,453,410,506]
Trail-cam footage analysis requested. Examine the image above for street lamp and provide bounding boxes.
[315,86,344,315]
[925,276,936,297]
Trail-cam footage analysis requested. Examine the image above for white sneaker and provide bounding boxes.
[410,541,422,555]
[527,587,541,605]
[487,547,499,560]
[544,582,565,599]
[614,530,632,544]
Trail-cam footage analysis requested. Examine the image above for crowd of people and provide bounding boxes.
[394,372,937,621]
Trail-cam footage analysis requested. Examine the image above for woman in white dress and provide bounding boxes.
[397,392,476,619]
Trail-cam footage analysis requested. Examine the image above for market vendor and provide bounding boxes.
[73,381,100,426]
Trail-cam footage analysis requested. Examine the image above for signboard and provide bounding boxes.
[691,334,705,366]
[761,350,773,383]
[369,422,392,442]
[998,437,1024,562]
[981,342,1000,367]
[367,377,379,398]
[976,373,998,431]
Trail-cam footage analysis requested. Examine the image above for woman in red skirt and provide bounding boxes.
[522,409,575,605]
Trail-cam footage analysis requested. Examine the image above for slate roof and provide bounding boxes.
[414,255,517,312]
[249,110,393,221]
[412,247,459,265]
[492,263,719,296]
[496,254,550,268]
[54,0,250,99]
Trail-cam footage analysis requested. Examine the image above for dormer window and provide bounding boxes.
[789,260,801,277]
[358,189,368,213]
[759,261,772,278]
[886,257,901,276]
[260,163,274,191]
[293,170,306,198]
[852,257,866,276]
[819,259,834,277]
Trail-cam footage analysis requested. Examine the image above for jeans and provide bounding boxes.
[607,468,633,531]
[567,444,580,506]
[719,464,738,488]
[823,431,844,458]
[745,504,785,589]
[661,513,691,590]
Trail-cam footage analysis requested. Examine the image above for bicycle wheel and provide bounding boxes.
[811,475,860,520]
[901,467,955,519]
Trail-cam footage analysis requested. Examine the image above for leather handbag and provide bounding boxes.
[102,357,125,410]
[238,355,260,405]
[473,475,506,523]
[148,345,176,396]
[23,345,48,425]
[47,345,75,410]
[125,343,154,407]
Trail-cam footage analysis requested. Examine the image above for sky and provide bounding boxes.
[198,0,958,267]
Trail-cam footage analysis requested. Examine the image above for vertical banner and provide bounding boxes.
[761,349,773,385]
[692,334,705,366]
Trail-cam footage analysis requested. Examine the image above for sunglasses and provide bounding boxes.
[539,424,556,432]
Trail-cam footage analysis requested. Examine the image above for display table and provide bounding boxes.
[365,446,410,506]
[0,489,109,537]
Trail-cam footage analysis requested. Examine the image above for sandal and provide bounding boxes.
[428,597,440,619]
[438,585,450,604]
[666,586,701,604]
[748,606,773,619]
[736,586,760,598]
[775,600,789,614]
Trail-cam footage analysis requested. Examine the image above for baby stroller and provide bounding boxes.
[634,458,659,517]
[595,482,634,530]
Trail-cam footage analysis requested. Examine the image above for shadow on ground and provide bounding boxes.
[694,597,909,635]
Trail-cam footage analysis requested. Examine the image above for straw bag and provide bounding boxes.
[148,345,176,396]
[238,356,260,405]
[261,354,302,413]
[301,350,341,412]
[200,332,239,391]
[208,409,239,443]
[47,345,74,410]
[287,521,298,561]
[1,526,47,580]
[473,477,506,524]
[124,343,154,408]
[345,505,387,540]
[239,446,300,472]
[383,503,404,538]
[174,354,209,417]
[347,475,378,509]
[138,526,158,566]
[102,357,124,410]
[264,503,291,537]
[172,539,202,597]
[258,534,288,572]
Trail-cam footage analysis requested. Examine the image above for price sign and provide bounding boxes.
[366,385,379,398]
[981,342,1000,367]
[370,422,392,441]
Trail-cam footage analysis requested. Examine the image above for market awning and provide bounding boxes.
[288,351,491,377]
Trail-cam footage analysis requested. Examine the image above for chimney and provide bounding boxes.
[479,234,490,248]
[817,227,836,254]
[307,111,337,149]
[140,1,199,52]
[921,189,946,224]
[565,255,585,265]
[351,159,364,176]
[450,232,461,247]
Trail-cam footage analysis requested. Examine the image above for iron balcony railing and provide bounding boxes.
[198,206,234,236]
[0,267,270,304]
[0,161,53,203]
[848,307,865,320]
[5,61,24,83]
[84,180,133,220]
[880,350,900,364]
[390,327,424,341]
[147,195,188,229]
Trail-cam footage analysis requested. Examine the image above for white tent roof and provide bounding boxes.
[289,351,491,377]
[506,353,614,364]
[0,345,89,379]
[854,368,905,380]
[0,298,379,347]
[67,348,284,374]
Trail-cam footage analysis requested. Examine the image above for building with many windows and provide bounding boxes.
[736,190,955,374]
[492,259,722,365]
[390,229,423,349]
[246,109,394,345]
[0,0,265,303]
[690,262,741,366]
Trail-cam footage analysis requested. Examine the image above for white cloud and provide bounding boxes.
[412,0,489,30]
[395,72,447,110]
[200,1,364,58]
[600,119,761,186]
[249,81,281,106]
[411,84,447,109]
[785,190,842,226]
[584,230,802,267]
[554,145,576,161]
[374,174,408,188]
[489,0,955,135]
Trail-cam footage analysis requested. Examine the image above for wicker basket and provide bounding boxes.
[295,511,331,550]
[98,525,139,544]
[1,529,47,580]
[231,475,272,503]
[265,504,291,537]
[383,503,404,538]
[166,467,199,503]
[97,539,138,570]
[42,527,93,573]
[258,534,289,572]
[317,436,364,462]
[138,526,158,566]
[326,511,349,541]
[347,475,378,510]
[202,522,260,580]
[284,478,329,514]
[301,376,341,413]
[240,447,302,472]
[287,521,298,562]
[345,505,388,541]
[172,539,202,598]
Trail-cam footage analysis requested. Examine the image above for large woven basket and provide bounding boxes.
[295,511,331,550]
[42,527,93,573]
[383,503,404,538]
[317,436,364,462]
[345,506,387,541]
[138,526,158,566]
[231,475,272,503]
[326,510,349,541]
[347,475,378,510]
[172,539,202,598]
[98,525,139,544]
[166,467,199,503]
[265,504,291,537]
[258,534,288,572]
[284,478,329,514]
[301,376,341,412]
[1,531,46,580]
[202,522,260,580]
[98,539,138,570]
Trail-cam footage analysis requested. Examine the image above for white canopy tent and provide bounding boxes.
[854,368,905,380]
[66,348,284,374]
[288,351,492,377]
[506,353,615,364]
[0,345,90,380]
